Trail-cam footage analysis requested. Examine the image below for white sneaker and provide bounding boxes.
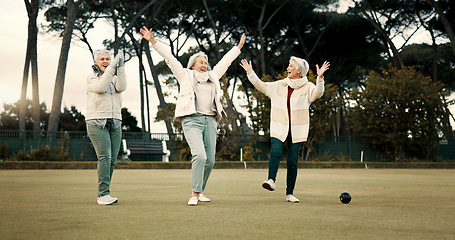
[198,194,210,202]
[188,197,198,206]
[262,179,275,191]
[286,195,300,203]
[97,195,118,205]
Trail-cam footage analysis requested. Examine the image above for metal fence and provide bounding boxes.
[0,130,169,161]
[0,130,453,161]
[308,136,455,162]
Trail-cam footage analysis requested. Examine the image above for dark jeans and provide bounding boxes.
[268,136,302,195]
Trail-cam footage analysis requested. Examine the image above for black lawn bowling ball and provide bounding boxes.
[340,192,351,204]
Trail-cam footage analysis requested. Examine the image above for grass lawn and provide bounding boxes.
[0,169,454,239]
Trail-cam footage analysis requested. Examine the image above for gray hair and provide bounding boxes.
[93,50,111,61]
[187,52,211,70]
[290,56,309,77]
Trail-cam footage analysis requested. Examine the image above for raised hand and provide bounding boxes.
[140,26,157,45]
[316,61,330,78]
[111,52,122,68]
[117,52,124,67]
[237,33,246,50]
[239,59,253,74]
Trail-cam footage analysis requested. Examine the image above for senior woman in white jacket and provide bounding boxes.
[240,57,329,203]
[86,50,126,205]
[140,26,246,206]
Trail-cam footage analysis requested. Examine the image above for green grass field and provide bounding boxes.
[1,169,454,239]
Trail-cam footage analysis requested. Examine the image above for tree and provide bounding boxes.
[303,74,343,161]
[47,0,82,135]
[348,65,450,161]
[350,0,422,68]
[425,0,455,57]
[58,106,86,131]
[42,0,105,59]
[21,0,41,138]
[0,100,49,131]
[401,43,455,88]
[121,108,141,132]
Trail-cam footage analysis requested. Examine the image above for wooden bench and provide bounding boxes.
[122,139,170,162]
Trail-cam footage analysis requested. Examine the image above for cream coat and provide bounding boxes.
[152,42,241,121]
[85,66,127,120]
[247,71,324,143]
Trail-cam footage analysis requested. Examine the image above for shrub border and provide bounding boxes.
[0,161,454,170]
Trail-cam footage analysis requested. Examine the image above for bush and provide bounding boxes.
[0,143,8,160]
[335,153,350,162]
[30,145,70,161]
[242,145,261,161]
[14,150,31,161]
[12,145,71,161]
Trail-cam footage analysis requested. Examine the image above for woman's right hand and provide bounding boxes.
[140,26,157,45]
[239,59,253,74]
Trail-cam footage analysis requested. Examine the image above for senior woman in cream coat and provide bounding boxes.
[140,26,246,206]
[240,57,330,203]
[86,50,126,205]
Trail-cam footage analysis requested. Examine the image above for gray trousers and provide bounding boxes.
[182,115,217,193]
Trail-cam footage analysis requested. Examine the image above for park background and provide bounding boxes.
[1,0,455,163]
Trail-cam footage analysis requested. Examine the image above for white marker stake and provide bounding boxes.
[240,148,246,169]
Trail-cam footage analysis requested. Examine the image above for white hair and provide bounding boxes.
[290,56,309,77]
[94,50,111,61]
[187,52,211,70]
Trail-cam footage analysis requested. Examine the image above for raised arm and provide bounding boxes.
[211,34,245,79]
[115,52,127,92]
[310,61,330,102]
[87,53,123,93]
[140,26,187,83]
[239,59,267,95]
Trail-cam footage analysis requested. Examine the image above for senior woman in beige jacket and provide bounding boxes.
[140,26,246,206]
[86,50,126,205]
[240,57,329,203]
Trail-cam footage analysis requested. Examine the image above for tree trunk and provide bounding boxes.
[47,0,80,135]
[19,29,31,132]
[255,1,290,76]
[138,49,147,132]
[109,0,120,54]
[426,0,455,57]
[257,2,267,76]
[202,0,221,60]
[143,68,151,133]
[357,2,404,68]
[22,0,40,138]
[143,42,175,140]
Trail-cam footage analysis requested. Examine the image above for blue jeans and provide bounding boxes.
[269,136,302,195]
[182,115,217,193]
[87,120,122,197]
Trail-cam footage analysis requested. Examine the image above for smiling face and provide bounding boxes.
[191,56,208,73]
[287,60,303,79]
[94,52,111,72]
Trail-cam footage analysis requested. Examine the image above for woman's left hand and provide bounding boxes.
[316,61,330,78]
[237,33,246,49]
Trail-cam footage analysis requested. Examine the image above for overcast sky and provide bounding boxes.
[1,1,453,132]
[0,1,171,132]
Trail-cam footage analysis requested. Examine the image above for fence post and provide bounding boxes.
[348,135,352,161]
[20,130,26,151]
